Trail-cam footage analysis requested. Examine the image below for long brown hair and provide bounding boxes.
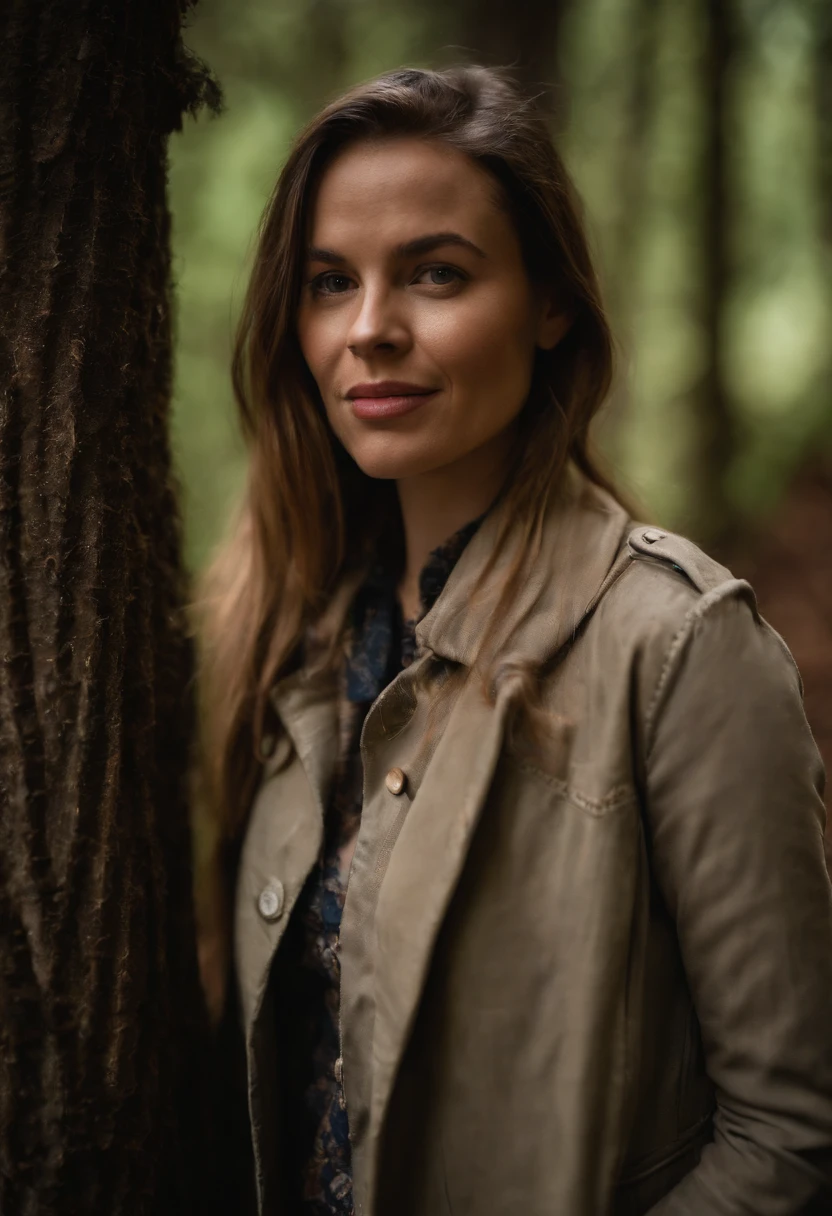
[198,65,619,839]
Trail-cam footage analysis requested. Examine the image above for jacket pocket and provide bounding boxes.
[614,1112,714,1215]
[676,1001,713,1133]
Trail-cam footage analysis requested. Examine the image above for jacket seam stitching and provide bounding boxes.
[644,580,756,757]
[513,760,635,816]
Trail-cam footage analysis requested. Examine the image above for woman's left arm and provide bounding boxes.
[643,586,832,1215]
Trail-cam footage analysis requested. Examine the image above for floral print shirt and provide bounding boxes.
[275,515,484,1216]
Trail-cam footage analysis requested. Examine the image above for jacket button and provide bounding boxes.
[385,767,407,795]
[642,529,667,544]
[257,879,284,922]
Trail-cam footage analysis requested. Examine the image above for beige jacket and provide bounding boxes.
[234,471,832,1215]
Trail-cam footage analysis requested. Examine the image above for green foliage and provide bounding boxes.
[170,0,831,569]
[561,0,831,532]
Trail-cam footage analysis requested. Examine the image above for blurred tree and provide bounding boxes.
[599,0,663,460]
[696,0,739,544]
[450,0,565,99]
[816,0,831,246]
[0,1,219,1211]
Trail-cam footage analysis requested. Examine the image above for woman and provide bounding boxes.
[199,66,832,1215]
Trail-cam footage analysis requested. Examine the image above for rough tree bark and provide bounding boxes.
[0,2,219,1211]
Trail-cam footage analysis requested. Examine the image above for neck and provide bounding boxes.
[395,431,512,620]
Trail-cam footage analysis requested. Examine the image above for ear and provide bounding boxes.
[536,293,573,351]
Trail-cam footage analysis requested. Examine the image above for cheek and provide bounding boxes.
[296,314,352,447]
[424,284,537,399]
[297,308,340,386]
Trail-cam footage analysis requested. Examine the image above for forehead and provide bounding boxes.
[307,136,506,250]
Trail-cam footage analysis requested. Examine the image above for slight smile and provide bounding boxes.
[346,380,439,420]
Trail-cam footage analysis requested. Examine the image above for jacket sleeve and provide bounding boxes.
[642,584,832,1215]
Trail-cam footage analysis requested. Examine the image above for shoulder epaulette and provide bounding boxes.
[627,526,735,595]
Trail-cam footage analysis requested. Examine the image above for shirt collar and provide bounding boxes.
[345,511,487,703]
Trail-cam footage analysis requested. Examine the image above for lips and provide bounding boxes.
[346,381,438,421]
[346,381,435,399]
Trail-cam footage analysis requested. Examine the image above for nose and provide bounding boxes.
[346,281,411,360]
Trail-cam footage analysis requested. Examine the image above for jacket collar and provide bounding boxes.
[415,464,632,671]
[270,467,631,779]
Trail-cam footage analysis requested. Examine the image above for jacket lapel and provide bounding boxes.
[234,668,339,1037]
[362,673,514,1209]
[266,558,369,816]
[269,669,341,818]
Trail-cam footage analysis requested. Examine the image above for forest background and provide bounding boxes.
[172,0,832,793]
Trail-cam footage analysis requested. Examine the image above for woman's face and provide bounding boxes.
[296,136,568,482]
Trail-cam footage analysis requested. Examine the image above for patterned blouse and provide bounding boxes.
[274,514,484,1215]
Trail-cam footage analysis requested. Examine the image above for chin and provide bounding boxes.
[349,437,448,482]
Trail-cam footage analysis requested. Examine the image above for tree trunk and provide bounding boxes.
[695,0,738,544]
[0,2,218,1211]
[604,0,663,460]
[816,0,832,248]
[450,0,567,111]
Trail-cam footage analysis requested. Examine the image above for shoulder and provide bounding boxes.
[598,521,758,642]
[592,522,804,744]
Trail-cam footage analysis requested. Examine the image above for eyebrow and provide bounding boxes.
[306,231,488,265]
